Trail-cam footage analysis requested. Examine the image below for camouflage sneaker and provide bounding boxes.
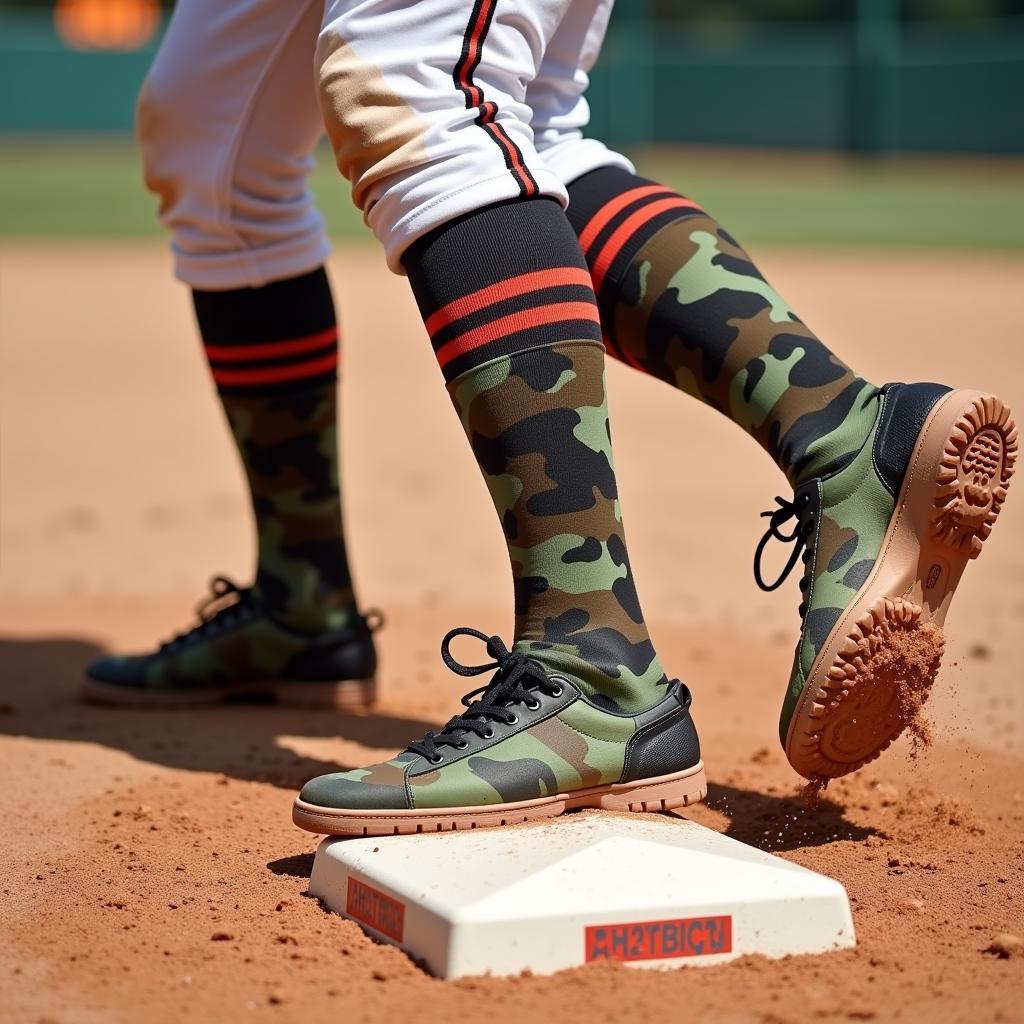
[758,384,1016,781]
[83,576,380,709]
[292,627,706,836]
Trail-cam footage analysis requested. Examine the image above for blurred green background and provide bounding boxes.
[1,0,1022,249]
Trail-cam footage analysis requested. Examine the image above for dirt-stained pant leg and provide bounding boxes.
[137,0,329,288]
[316,0,572,267]
[317,0,670,711]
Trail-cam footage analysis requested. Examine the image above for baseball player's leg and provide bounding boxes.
[529,15,1014,781]
[527,4,1015,784]
[562,166,1016,780]
[293,0,705,833]
[86,0,378,706]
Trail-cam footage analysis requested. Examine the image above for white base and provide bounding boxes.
[309,812,855,979]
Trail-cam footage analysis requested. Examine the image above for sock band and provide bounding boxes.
[566,168,705,364]
[424,267,593,335]
[193,267,339,396]
[405,200,603,381]
[567,167,705,302]
[588,196,703,297]
[430,270,600,373]
[207,347,338,390]
[203,326,337,363]
[576,183,672,252]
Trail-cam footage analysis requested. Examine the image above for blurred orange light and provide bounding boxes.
[55,0,160,52]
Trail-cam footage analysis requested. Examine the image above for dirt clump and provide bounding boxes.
[889,620,944,754]
[985,934,1024,959]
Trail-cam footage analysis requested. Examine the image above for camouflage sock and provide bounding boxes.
[404,199,668,712]
[192,267,356,633]
[566,166,880,486]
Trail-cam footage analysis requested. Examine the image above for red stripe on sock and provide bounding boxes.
[210,350,338,387]
[204,326,338,363]
[577,185,675,254]
[590,196,703,297]
[425,267,593,337]
[435,302,600,370]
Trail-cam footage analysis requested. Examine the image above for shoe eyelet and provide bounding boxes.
[429,754,443,764]
[550,684,564,698]
[454,739,469,749]
[525,698,541,711]
[483,727,495,739]
[363,608,385,632]
[506,713,519,726]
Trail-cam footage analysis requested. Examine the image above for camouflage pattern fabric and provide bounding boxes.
[568,171,879,486]
[223,382,356,633]
[776,395,894,738]
[90,585,335,688]
[409,696,635,806]
[192,267,355,640]
[447,340,668,713]
[312,694,640,808]
[610,215,879,485]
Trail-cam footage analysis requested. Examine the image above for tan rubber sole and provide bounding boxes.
[292,761,708,837]
[786,390,1017,780]
[80,676,377,710]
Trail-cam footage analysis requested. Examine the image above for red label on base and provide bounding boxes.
[585,915,732,962]
[346,877,405,942]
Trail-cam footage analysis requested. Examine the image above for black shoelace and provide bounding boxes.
[406,627,564,764]
[159,575,253,652]
[753,494,816,618]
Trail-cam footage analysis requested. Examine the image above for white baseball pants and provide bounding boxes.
[139,0,631,287]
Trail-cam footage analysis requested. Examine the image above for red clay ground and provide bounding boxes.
[1,242,1022,1023]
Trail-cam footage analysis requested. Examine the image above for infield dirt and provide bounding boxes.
[2,242,1022,1023]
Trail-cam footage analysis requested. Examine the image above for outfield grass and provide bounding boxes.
[2,138,1022,249]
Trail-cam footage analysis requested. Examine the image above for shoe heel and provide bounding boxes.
[931,394,1017,558]
[272,678,377,710]
[597,764,707,814]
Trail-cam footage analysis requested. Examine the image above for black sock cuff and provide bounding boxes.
[564,166,655,236]
[566,167,706,301]
[192,267,338,396]
[402,198,603,381]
